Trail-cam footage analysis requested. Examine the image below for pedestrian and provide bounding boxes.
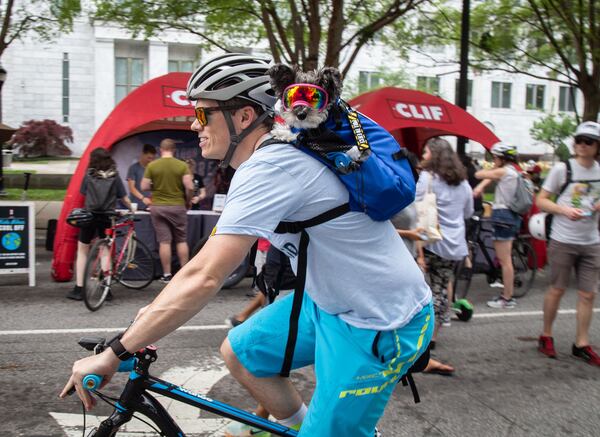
[66,148,133,300]
[416,137,473,374]
[126,144,156,211]
[141,138,194,283]
[185,158,207,210]
[61,53,433,436]
[536,121,600,366]
[474,142,521,308]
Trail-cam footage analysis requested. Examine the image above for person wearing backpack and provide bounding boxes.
[474,142,523,308]
[536,121,600,366]
[61,53,433,436]
[66,148,133,301]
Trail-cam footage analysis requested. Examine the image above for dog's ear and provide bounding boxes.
[317,67,343,102]
[267,64,297,97]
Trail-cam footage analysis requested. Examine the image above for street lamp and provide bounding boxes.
[456,0,470,157]
[0,63,7,196]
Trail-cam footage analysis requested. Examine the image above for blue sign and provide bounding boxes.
[2,232,21,250]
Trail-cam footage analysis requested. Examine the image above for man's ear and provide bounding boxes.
[267,64,297,97]
[317,67,343,102]
[238,105,257,128]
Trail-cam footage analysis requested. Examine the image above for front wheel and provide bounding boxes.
[116,236,156,289]
[83,239,112,312]
[511,238,537,298]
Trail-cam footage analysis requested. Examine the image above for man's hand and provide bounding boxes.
[142,197,152,206]
[59,350,120,411]
[473,187,483,198]
[561,205,585,221]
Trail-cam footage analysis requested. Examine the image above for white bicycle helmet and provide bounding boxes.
[186,53,277,167]
[528,212,548,241]
[186,53,276,113]
[491,142,518,161]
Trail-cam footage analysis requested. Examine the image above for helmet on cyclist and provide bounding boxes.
[66,208,94,228]
[186,53,276,168]
[528,212,548,241]
[491,142,518,161]
[186,53,276,114]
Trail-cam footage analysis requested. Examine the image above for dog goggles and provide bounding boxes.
[282,83,329,112]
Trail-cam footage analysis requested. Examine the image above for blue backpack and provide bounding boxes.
[290,99,417,221]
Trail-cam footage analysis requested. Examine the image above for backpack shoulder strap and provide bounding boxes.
[557,159,573,197]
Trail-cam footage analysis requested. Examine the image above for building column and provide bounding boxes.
[149,41,169,79]
[94,38,115,131]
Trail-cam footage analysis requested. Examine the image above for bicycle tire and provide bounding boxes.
[117,236,156,290]
[83,239,112,312]
[511,238,537,298]
[453,257,474,300]
[191,236,249,289]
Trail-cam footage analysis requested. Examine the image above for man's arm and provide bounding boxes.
[60,233,256,409]
[182,173,195,204]
[140,177,152,192]
[537,189,583,220]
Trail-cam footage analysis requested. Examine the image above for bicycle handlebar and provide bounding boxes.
[82,359,137,391]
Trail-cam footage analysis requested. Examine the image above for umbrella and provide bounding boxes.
[349,87,499,154]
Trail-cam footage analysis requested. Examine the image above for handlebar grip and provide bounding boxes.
[82,374,103,391]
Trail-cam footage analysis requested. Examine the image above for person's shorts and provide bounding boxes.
[491,208,521,241]
[150,205,187,244]
[78,217,110,244]
[548,240,600,292]
[228,292,434,436]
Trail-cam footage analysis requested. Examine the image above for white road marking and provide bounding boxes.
[50,356,232,436]
[4,308,600,336]
[0,324,228,336]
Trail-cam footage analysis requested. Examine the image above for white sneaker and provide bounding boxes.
[224,421,271,437]
[489,280,504,288]
[486,295,516,309]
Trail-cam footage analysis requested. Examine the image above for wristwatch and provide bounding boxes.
[108,336,134,361]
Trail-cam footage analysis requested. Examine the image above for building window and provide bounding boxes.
[526,84,545,110]
[358,71,384,93]
[491,81,512,108]
[559,86,577,112]
[454,79,473,107]
[168,60,194,73]
[62,53,69,123]
[115,57,144,104]
[416,76,440,95]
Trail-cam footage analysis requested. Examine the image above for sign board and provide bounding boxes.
[0,201,36,286]
[212,194,226,213]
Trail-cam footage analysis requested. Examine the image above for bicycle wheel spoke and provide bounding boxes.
[83,240,111,311]
[117,236,156,289]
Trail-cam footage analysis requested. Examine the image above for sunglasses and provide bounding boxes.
[282,83,329,112]
[194,105,244,126]
[575,136,598,146]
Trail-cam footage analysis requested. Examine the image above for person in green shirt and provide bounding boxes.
[141,138,194,282]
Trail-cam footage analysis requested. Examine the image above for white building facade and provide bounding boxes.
[2,15,583,156]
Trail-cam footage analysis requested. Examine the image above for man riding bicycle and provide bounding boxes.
[61,53,433,436]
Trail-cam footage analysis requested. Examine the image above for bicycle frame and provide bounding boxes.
[103,216,136,276]
[82,342,298,436]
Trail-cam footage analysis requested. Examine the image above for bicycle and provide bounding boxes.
[82,211,156,311]
[69,335,299,436]
[453,213,537,302]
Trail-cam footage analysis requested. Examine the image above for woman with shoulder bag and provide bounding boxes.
[416,138,474,374]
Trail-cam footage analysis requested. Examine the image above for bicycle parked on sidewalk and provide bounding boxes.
[82,211,155,311]
[453,213,537,302]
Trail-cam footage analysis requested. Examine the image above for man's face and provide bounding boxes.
[191,99,234,161]
[140,152,156,166]
[574,135,599,158]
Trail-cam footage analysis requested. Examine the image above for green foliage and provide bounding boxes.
[530,113,576,161]
[0,0,81,57]
[3,188,66,201]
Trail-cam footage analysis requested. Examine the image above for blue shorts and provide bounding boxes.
[228,292,434,436]
[491,208,521,241]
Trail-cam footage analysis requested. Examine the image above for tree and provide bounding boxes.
[92,0,429,75]
[529,112,576,161]
[8,119,73,157]
[0,0,81,60]
[409,0,600,122]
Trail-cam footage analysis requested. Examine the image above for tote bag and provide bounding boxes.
[415,172,443,244]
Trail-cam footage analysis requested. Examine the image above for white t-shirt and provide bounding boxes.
[542,159,600,245]
[215,142,432,331]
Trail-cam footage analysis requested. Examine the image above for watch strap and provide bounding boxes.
[108,336,133,361]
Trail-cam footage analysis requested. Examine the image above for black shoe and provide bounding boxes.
[225,316,243,328]
[66,286,83,301]
[160,274,172,283]
[105,290,114,301]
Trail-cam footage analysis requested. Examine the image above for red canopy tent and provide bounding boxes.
[52,72,195,281]
[349,87,499,154]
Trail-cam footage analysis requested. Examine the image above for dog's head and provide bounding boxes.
[268,64,343,129]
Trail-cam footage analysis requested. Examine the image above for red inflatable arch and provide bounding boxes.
[52,72,194,281]
[349,87,499,154]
